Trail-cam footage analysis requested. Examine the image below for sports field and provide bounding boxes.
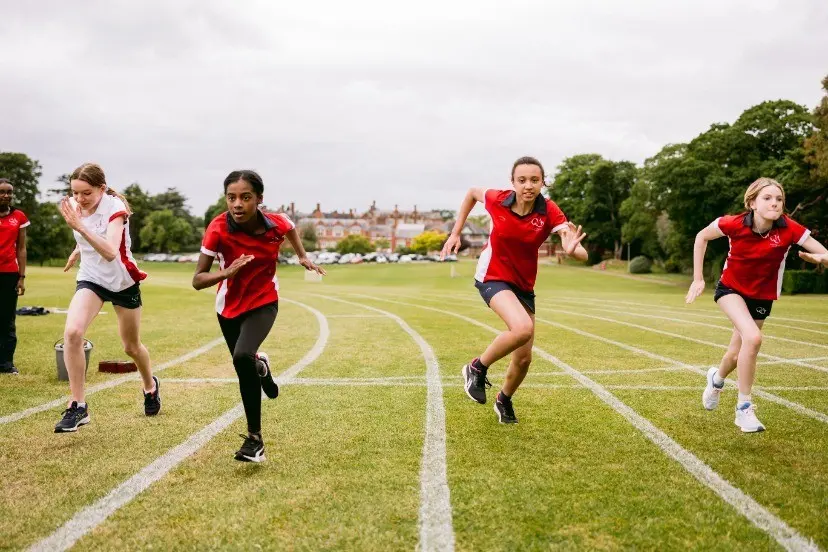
[2,260,827,551]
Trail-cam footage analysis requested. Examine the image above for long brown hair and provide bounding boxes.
[70,163,132,215]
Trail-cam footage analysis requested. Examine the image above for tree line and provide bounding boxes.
[548,75,828,275]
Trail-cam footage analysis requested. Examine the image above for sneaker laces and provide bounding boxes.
[472,368,491,390]
[239,434,260,452]
[61,404,81,421]
[500,398,515,418]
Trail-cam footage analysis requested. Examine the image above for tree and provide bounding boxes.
[27,202,75,265]
[139,210,194,253]
[647,100,814,269]
[48,174,72,199]
[549,154,635,259]
[299,222,318,252]
[336,234,373,254]
[411,230,447,254]
[800,74,828,247]
[150,187,201,250]
[122,184,153,252]
[204,196,227,226]
[0,152,41,216]
[374,238,390,251]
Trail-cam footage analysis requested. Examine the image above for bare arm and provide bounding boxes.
[797,236,828,266]
[59,198,123,262]
[285,227,326,275]
[63,245,80,272]
[685,222,725,303]
[192,252,255,290]
[441,187,486,259]
[16,227,26,296]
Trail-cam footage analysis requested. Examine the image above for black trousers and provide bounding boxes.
[217,302,278,434]
[0,272,19,369]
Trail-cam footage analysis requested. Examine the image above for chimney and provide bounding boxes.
[290,202,295,219]
[314,202,322,220]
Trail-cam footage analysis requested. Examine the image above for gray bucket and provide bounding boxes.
[55,338,93,381]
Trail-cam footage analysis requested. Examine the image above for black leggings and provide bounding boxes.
[0,273,19,369]
[218,302,278,434]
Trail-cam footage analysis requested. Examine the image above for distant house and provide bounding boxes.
[395,223,426,249]
[436,220,490,257]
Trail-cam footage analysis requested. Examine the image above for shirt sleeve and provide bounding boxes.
[108,196,129,223]
[785,216,811,246]
[17,211,30,229]
[483,189,500,211]
[201,219,221,257]
[272,213,296,235]
[713,215,739,237]
[546,200,568,233]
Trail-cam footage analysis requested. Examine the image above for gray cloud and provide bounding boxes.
[2,0,826,216]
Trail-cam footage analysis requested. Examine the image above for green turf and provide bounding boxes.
[1,260,827,550]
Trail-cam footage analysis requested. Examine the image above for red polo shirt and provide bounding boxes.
[201,210,295,318]
[716,212,810,300]
[0,208,30,273]
[475,189,568,292]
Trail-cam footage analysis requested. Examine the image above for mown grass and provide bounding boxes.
[1,259,826,550]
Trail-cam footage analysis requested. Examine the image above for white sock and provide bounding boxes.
[737,393,751,407]
[77,402,87,409]
[712,372,725,387]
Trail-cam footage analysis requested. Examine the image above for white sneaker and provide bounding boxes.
[734,403,765,433]
[702,367,723,410]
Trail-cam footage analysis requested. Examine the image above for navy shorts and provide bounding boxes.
[77,280,142,310]
[713,280,772,320]
[474,280,535,314]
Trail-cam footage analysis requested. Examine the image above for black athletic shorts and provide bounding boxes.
[474,280,535,314]
[713,280,772,320]
[76,280,142,310]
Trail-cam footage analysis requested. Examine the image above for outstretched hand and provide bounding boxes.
[59,198,83,232]
[685,280,705,304]
[299,256,326,276]
[561,222,587,256]
[223,254,255,279]
[798,250,828,267]
[440,234,462,260]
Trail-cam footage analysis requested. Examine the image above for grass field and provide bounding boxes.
[1,260,827,551]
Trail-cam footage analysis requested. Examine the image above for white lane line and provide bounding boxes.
[370,292,828,424]
[0,337,226,426]
[549,307,828,375]
[551,301,828,351]
[327,314,389,318]
[28,299,329,552]
[563,296,828,338]
[355,294,820,552]
[311,294,454,552]
[568,297,828,326]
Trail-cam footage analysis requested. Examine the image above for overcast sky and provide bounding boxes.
[2,0,827,217]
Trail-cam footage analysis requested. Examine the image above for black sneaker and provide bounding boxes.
[462,362,491,404]
[257,352,279,400]
[0,364,18,375]
[54,401,90,433]
[234,433,266,463]
[144,376,161,416]
[493,394,518,424]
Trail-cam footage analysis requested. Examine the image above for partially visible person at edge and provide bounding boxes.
[0,178,29,375]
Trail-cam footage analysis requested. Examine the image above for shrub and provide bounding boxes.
[782,270,828,294]
[629,256,653,274]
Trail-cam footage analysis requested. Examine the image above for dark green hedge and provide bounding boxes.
[782,270,828,295]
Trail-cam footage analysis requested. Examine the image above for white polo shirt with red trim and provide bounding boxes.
[72,194,146,292]
[475,189,568,292]
[715,212,810,300]
[0,208,30,273]
[201,210,295,319]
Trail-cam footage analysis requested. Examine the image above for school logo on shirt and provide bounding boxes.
[769,232,782,247]
[8,219,18,227]
[530,217,545,230]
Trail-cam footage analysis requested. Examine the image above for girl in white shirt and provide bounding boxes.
[55,163,160,433]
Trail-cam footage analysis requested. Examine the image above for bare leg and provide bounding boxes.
[63,289,104,403]
[114,305,154,393]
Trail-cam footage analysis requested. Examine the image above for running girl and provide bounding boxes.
[56,163,160,432]
[441,156,587,424]
[687,177,828,432]
[0,178,30,375]
[193,170,325,462]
